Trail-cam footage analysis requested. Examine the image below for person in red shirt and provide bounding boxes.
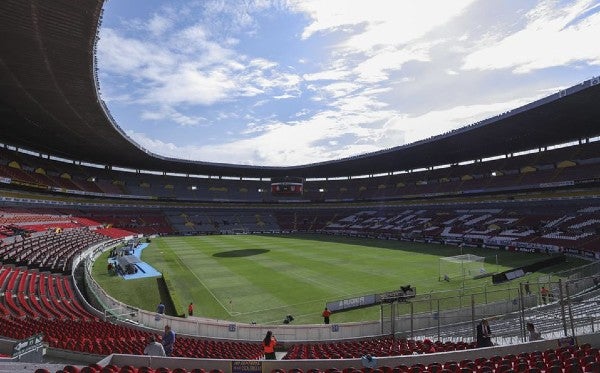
[322,307,332,324]
[540,286,549,304]
[263,331,277,360]
[422,339,436,353]
[188,302,194,316]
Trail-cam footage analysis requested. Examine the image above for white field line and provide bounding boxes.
[169,248,234,317]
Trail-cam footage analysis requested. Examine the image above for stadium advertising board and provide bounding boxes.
[13,333,44,356]
[327,294,377,312]
[232,360,261,373]
[327,287,416,312]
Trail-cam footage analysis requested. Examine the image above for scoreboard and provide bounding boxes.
[271,177,304,196]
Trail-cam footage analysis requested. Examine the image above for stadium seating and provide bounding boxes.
[2,141,600,203]
[34,344,600,373]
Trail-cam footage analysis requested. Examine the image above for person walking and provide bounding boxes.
[162,325,176,356]
[322,307,331,324]
[263,331,277,360]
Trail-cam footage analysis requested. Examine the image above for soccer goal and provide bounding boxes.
[439,254,487,281]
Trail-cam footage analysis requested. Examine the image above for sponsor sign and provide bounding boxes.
[327,294,377,312]
[13,333,44,356]
[232,360,262,373]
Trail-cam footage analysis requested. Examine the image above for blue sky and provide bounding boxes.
[97,0,600,167]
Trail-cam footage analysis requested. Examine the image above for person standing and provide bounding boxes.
[263,331,277,360]
[527,322,543,341]
[476,319,493,347]
[188,302,194,317]
[143,336,166,357]
[162,325,176,357]
[155,301,165,321]
[540,286,549,304]
[322,307,331,324]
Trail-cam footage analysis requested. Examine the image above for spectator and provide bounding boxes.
[540,286,549,304]
[156,302,165,321]
[143,336,165,357]
[476,319,493,348]
[524,281,531,295]
[527,322,543,341]
[422,339,436,353]
[263,331,277,360]
[162,325,175,356]
[322,307,331,324]
[188,302,194,317]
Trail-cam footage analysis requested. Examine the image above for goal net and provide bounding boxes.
[439,254,486,281]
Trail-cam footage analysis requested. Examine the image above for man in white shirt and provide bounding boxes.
[143,336,166,357]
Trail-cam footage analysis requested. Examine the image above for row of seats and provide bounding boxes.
[34,345,600,373]
[283,338,475,359]
[0,316,263,359]
[0,227,109,272]
[0,265,96,320]
[322,207,600,253]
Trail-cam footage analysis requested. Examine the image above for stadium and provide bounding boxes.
[1,1,600,373]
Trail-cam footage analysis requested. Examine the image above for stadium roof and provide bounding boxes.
[1,0,599,179]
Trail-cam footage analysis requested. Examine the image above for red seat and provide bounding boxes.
[584,361,599,372]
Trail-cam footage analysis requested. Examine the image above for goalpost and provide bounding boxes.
[438,254,487,281]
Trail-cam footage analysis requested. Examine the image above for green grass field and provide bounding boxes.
[91,234,587,325]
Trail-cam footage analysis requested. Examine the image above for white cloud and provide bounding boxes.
[303,68,351,82]
[142,67,236,106]
[141,107,206,127]
[98,28,175,74]
[463,0,600,73]
[273,94,296,99]
[100,0,600,167]
[381,95,542,146]
[352,45,430,83]
[319,82,360,98]
[147,14,173,36]
[99,18,303,123]
[294,0,476,43]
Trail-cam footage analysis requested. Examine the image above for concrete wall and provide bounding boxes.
[97,332,600,373]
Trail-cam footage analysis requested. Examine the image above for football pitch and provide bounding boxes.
[92,234,584,325]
